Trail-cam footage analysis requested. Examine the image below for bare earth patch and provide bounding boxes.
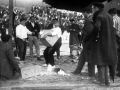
[1,43,120,90]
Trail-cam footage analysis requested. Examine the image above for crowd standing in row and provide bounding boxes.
[0,1,120,87]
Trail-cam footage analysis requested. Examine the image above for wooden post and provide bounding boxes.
[9,0,13,44]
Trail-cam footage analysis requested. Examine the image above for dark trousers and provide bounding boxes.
[97,65,109,83]
[73,51,95,77]
[56,48,60,58]
[16,38,27,60]
[44,38,62,66]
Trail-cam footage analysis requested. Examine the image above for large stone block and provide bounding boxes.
[40,30,59,47]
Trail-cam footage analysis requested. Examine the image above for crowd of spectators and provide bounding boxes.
[0,5,84,34]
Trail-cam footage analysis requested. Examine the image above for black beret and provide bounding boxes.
[1,34,11,42]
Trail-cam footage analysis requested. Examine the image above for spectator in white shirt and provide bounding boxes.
[108,8,120,77]
[16,18,32,61]
[108,8,120,36]
[43,21,62,72]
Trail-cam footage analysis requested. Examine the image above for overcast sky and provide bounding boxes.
[0,0,49,12]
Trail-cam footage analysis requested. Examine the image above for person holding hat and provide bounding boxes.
[16,18,32,62]
[72,7,95,78]
[90,2,118,85]
[0,35,21,80]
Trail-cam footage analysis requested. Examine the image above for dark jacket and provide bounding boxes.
[68,23,81,46]
[0,42,19,79]
[82,15,94,62]
[90,9,118,65]
[26,21,40,38]
[82,15,94,43]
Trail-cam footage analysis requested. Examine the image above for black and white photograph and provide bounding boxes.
[0,0,120,90]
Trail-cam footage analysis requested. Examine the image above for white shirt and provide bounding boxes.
[31,22,35,27]
[16,24,32,39]
[51,27,62,38]
[113,14,120,31]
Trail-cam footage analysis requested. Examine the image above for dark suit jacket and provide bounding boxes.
[26,21,41,38]
[0,42,19,79]
[81,15,94,63]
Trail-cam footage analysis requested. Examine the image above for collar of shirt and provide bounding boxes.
[31,22,35,27]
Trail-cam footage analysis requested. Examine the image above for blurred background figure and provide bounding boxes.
[108,8,120,77]
[67,18,81,61]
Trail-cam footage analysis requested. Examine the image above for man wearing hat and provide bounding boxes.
[0,35,21,80]
[90,2,118,85]
[16,18,32,62]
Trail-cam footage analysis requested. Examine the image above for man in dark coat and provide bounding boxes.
[0,35,20,80]
[91,2,118,86]
[72,7,95,77]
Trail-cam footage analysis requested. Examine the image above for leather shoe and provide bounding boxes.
[105,80,110,86]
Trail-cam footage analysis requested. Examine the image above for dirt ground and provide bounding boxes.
[1,42,120,90]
